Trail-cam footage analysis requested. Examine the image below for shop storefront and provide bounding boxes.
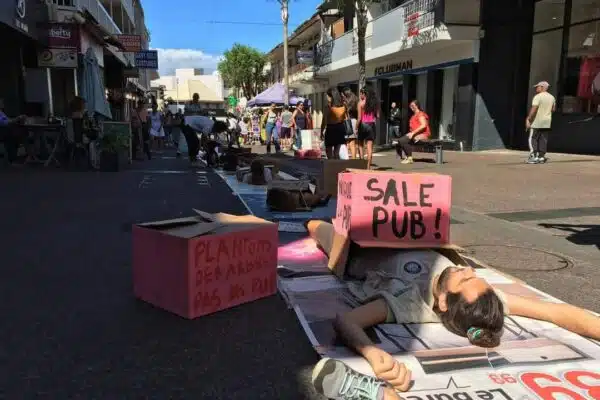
[0,0,49,117]
[528,0,600,154]
[314,41,476,146]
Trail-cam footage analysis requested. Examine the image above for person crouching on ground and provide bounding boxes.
[306,219,600,400]
[395,100,430,165]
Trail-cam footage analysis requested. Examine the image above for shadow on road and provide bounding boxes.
[538,223,600,250]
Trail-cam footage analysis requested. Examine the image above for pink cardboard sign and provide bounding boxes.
[333,171,452,248]
[133,213,278,319]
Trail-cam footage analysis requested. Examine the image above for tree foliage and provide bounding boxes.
[217,44,268,99]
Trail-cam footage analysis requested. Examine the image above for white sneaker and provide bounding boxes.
[312,358,384,400]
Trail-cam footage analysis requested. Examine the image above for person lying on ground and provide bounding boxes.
[305,219,600,400]
[243,159,274,185]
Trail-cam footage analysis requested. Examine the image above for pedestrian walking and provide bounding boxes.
[357,86,379,169]
[526,81,556,164]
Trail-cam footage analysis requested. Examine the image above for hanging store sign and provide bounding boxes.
[117,34,142,52]
[37,48,78,68]
[45,23,79,50]
[374,60,413,76]
[135,50,158,69]
[296,50,314,65]
[14,0,28,33]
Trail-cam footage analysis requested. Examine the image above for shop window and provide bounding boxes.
[528,29,562,105]
[571,0,600,24]
[562,21,600,113]
[534,0,565,32]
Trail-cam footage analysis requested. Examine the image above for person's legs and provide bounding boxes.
[265,123,274,153]
[395,135,409,157]
[305,220,350,276]
[295,127,302,150]
[399,135,414,164]
[332,144,341,160]
[537,129,549,161]
[528,129,541,164]
[366,140,374,169]
[527,128,535,160]
[347,139,356,159]
[182,125,199,162]
[356,140,364,160]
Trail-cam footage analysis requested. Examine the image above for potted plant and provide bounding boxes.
[99,132,129,171]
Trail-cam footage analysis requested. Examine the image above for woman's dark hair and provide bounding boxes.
[69,96,85,114]
[326,88,344,107]
[250,159,267,185]
[360,86,378,115]
[438,289,505,348]
[410,99,422,111]
[342,87,358,115]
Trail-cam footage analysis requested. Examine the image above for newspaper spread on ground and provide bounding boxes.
[218,169,600,399]
[277,237,600,398]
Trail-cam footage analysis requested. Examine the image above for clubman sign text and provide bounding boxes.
[374,60,413,76]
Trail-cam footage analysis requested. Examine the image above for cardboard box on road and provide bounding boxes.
[316,159,367,196]
[132,210,278,319]
[333,170,452,249]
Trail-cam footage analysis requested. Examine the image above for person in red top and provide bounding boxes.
[395,99,430,164]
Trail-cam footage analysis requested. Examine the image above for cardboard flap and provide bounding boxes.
[137,216,201,228]
[268,179,311,192]
[137,211,221,239]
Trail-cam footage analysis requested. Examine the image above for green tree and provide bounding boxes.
[217,44,268,98]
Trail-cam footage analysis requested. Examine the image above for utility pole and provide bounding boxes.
[280,0,289,105]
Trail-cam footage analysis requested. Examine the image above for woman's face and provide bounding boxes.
[327,94,332,104]
[409,102,418,113]
[359,91,366,100]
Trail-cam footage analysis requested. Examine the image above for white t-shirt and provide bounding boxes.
[346,249,509,324]
[531,91,555,129]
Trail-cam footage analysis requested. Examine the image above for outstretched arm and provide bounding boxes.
[506,294,600,339]
[334,300,412,391]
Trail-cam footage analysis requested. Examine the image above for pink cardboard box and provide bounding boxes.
[333,170,452,248]
[132,210,278,319]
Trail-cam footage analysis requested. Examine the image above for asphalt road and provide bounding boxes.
[1,154,321,399]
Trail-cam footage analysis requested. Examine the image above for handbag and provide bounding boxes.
[343,118,353,137]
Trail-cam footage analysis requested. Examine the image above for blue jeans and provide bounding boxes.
[265,122,280,153]
[295,128,303,149]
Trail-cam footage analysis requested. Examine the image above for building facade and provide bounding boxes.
[151,68,226,114]
[0,0,50,117]
[1,0,155,121]
[278,0,599,154]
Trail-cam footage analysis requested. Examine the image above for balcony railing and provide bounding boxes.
[316,0,442,67]
[49,0,121,35]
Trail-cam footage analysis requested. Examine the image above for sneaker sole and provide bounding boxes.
[311,358,339,397]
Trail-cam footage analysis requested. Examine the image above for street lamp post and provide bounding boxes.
[281,0,289,106]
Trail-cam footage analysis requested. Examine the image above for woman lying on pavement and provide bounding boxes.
[304,219,600,400]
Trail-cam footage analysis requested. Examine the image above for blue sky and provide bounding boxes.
[143,0,323,76]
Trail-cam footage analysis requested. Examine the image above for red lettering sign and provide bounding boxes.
[520,370,600,400]
[192,236,274,314]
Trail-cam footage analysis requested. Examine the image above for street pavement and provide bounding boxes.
[2,148,600,399]
[0,153,321,399]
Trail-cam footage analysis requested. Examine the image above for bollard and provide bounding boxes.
[435,144,443,164]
